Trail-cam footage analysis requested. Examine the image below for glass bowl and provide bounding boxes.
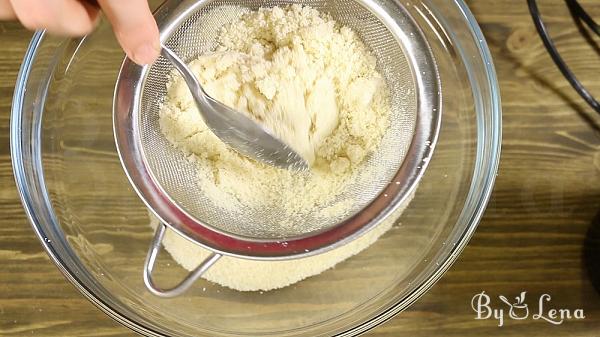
[10,0,501,335]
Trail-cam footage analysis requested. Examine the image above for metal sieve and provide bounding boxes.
[113,0,441,297]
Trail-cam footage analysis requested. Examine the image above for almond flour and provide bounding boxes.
[155,5,399,291]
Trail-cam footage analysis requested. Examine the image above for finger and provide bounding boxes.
[0,0,16,20]
[98,0,160,65]
[10,0,99,36]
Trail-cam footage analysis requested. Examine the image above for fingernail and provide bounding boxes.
[132,41,160,66]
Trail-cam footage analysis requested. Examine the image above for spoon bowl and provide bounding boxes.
[160,46,309,171]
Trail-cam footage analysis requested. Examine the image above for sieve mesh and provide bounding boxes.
[138,0,417,240]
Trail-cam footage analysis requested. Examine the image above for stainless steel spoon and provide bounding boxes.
[161,46,308,171]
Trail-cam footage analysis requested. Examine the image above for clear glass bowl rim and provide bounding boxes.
[9,0,502,335]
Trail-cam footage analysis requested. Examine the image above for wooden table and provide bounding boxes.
[2,0,600,335]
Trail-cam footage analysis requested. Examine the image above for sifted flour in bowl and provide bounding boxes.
[148,191,412,292]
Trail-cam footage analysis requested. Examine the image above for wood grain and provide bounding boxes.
[3,0,600,335]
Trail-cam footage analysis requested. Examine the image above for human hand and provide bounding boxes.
[0,0,160,65]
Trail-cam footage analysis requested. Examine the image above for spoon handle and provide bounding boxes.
[160,46,209,100]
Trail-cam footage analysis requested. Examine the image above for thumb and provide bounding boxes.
[0,0,16,20]
[98,0,160,65]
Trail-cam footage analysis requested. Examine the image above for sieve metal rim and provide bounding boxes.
[113,0,441,260]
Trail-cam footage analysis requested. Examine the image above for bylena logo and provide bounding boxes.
[471,291,585,327]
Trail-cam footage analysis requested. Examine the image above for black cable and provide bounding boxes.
[528,0,600,113]
[567,0,600,37]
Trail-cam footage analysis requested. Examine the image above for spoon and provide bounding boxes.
[160,46,309,171]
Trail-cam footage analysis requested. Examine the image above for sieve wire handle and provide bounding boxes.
[143,223,222,298]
